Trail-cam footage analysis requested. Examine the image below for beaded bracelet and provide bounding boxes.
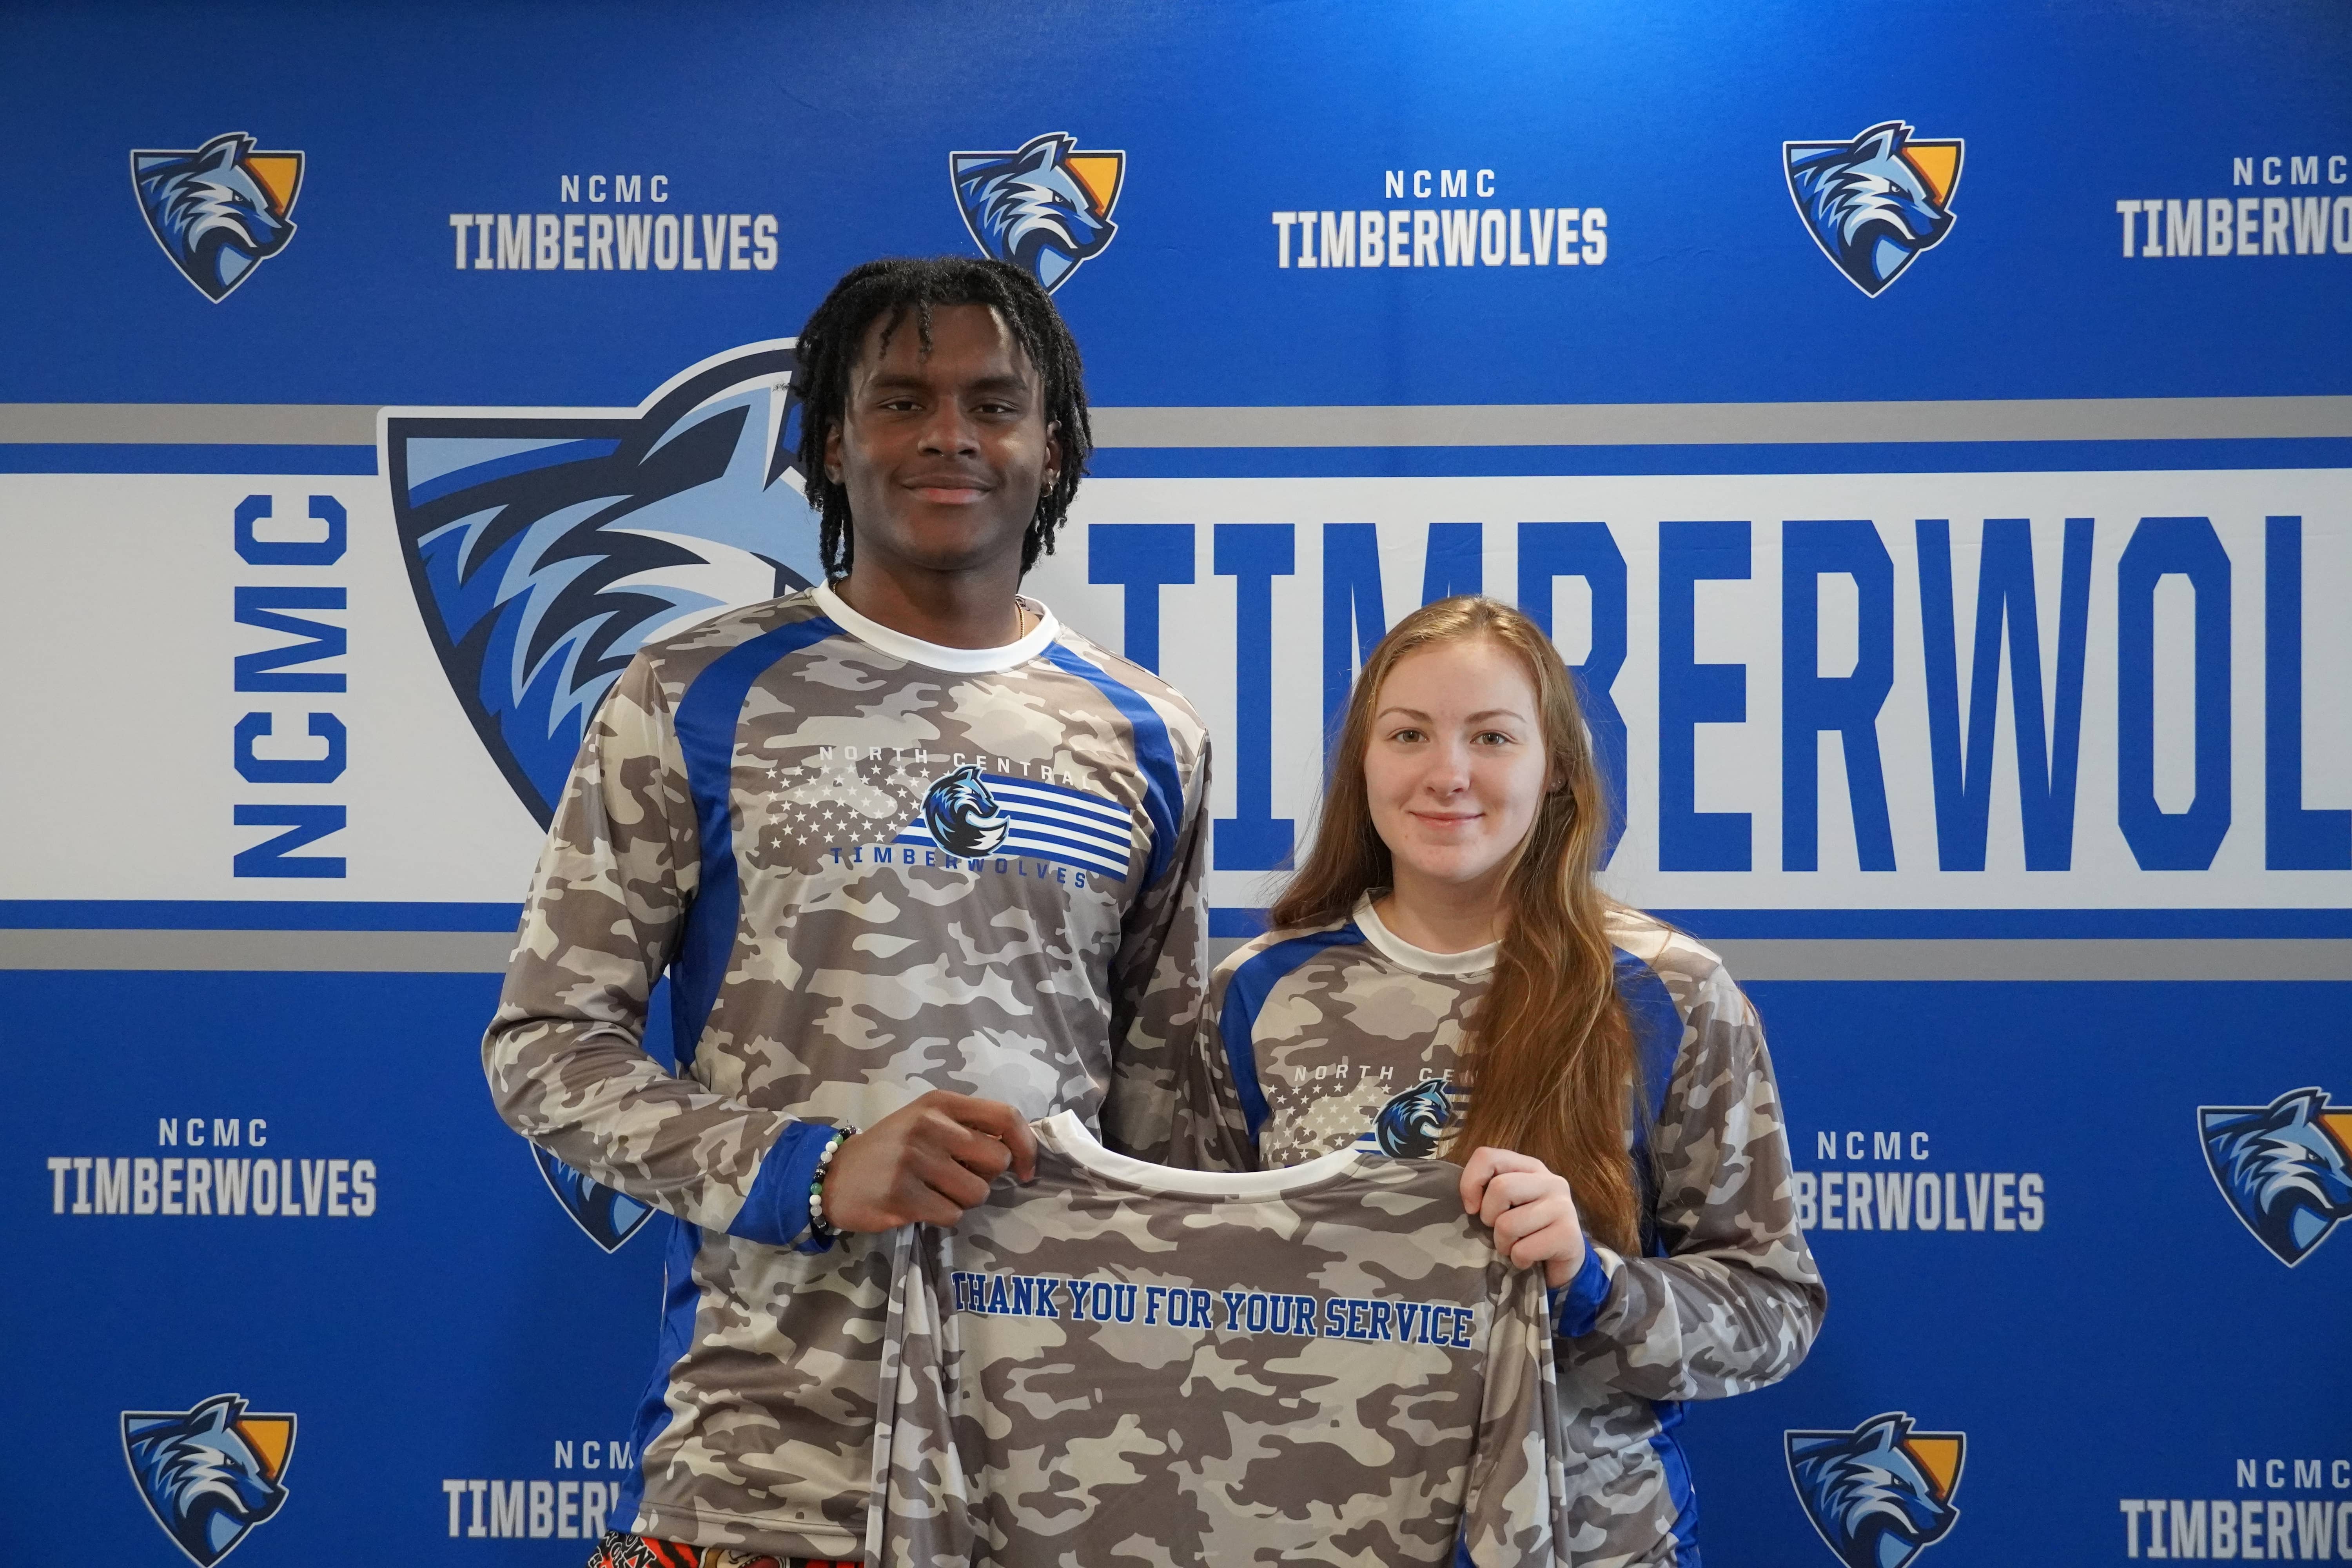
[805,1125,855,1246]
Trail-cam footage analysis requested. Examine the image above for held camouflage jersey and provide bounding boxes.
[1179,900,1826,1568]
[483,584,1211,1560]
[868,1112,1573,1567]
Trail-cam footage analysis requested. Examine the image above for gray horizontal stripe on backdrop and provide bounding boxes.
[0,929,515,972]
[0,403,383,445]
[1,930,2343,978]
[1088,396,2352,448]
[1710,938,2352,983]
[1200,936,2352,982]
[6,396,2352,449]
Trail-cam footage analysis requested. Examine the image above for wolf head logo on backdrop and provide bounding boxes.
[2200,1086,2352,1266]
[383,339,816,828]
[1374,1078,1454,1159]
[1786,1413,1965,1568]
[1783,121,1962,296]
[951,132,1126,292]
[131,132,304,301]
[122,1394,297,1566]
[384,339,820,1250]
[533,1145,656,1252]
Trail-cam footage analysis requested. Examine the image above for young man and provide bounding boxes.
[483,257,1212,1567]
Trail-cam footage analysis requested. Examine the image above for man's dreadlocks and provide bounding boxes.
[792,256,1092,580]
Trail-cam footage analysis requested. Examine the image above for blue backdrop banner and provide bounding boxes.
[2,4,2347,1564]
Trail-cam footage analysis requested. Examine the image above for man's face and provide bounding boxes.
[825,302,1059,579]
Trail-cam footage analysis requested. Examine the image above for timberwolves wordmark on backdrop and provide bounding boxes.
[382,339,814,1251]
[950,132,1126,292]
[122,1395,297,1566]
[1786,1414,1966,1568]
[131,132,304,302]
[2200,1086,2352,1266]
[1783,121,1963,296]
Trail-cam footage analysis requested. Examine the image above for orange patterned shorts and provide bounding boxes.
[584,1530,861,1568]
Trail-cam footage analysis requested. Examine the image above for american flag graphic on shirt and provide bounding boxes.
[893,770,1137,881]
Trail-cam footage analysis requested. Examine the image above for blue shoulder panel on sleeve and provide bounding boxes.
[1040,641,1182,891]
[1613,945,1708,1557]
[1616,946,1689,1258]
[1220,925,1364,1142]
[1615,947,1686,1125]
[670,615,844,1060]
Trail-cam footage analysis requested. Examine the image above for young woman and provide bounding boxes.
[1180,595,1824,1568]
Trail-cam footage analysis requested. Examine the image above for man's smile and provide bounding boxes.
[904,472,995,505]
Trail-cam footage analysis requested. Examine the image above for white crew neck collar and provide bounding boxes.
[812,581,1059,674]
[1353,895,1498,977]
[1042,1111,1365,1197]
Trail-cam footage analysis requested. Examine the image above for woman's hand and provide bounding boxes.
[1459,1146,1586,1288]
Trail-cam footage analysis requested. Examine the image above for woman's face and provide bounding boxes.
[1363,637,1553,903]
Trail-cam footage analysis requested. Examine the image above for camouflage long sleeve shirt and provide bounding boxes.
[1178,900,1825,1568]
[869,1112,1572,1567]
[482,584,1212,1560]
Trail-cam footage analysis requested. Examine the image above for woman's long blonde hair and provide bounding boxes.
[1269,595,1644,1254]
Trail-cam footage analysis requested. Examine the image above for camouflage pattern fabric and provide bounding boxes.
[485,584,1212,1560]
[1178,900,1826,1568]
[868,1111,1573,1568]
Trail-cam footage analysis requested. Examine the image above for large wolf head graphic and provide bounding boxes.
[132,133,301,302]
[388,343,817,1252]
[1784,121,1962,297]
[123,1395,294,1566]
[921,764,1013,857]
[2201,1087,2352,1266]
[1374,1077,1454,1159]
[385,341,817,827]
[951,132,1123,292]
[1787,1413,1964,1568]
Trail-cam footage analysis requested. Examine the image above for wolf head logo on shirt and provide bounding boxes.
[951,132,1125,293]
[384,340,818,826]
[923,764,1013,856]
[1786,1412,1964,1568]
[122,1394,296,1566]
[1783,122,1962,296]
[1375,1078,1454,1158]
[132,132,304,301]
[2201,1087,2352,1266]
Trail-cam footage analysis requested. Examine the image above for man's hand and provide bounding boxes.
[820,1091,1038,1233]
[1459,1146,1587,1289]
